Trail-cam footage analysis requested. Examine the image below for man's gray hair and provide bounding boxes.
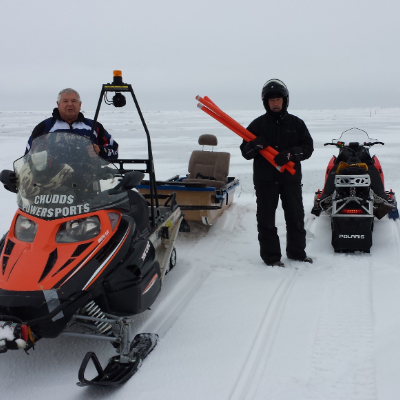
[57,88,81,102]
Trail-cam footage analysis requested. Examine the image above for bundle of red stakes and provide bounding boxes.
[196,95,296,175]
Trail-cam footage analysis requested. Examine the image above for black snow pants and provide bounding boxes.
[255,183,306,264]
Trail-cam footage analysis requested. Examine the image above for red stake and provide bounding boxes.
[198,104,284,172]
[196,96,296,175]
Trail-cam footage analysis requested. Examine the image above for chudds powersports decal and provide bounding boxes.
[22,194,90,218]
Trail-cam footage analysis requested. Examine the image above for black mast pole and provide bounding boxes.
[90,88,105,144]
[129,86,159,227]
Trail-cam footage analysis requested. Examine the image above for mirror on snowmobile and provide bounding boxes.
[108,171,145,194]
[0,169,17,193]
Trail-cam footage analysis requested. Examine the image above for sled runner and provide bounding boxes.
[0,71,184,386]
[311,128,398,252]
[138,134,240,226]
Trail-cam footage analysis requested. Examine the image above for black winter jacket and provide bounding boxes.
[240,112,313,184]
[25,108,119,160]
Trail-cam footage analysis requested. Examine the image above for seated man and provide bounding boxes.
[25,88,118,160]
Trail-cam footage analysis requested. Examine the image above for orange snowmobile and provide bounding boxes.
[0,72,184,386]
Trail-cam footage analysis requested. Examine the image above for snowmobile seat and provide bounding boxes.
[336,162,368,176]
[128,190,150,234]
[182,134,230,189]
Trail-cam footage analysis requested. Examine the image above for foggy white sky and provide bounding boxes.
[1,0,400,112]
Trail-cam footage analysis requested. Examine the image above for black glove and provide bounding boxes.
[274,150,295,166]
[252,136,270,151]
[0,170,18,193]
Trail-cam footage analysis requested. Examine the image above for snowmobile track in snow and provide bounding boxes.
[304,214,318,239]
[307,256,377,400]
[140,200,243,338]
[389,219,400,260]
[229,269,299,400]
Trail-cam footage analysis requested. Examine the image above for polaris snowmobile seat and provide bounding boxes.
[182,134,230,189]
[127,190,150,235]
[336,162,369,176]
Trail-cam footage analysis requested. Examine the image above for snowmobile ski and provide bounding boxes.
[77,333,158,387]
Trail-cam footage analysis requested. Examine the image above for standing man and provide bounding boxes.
[25,88,118,160]
[241,79,313,267]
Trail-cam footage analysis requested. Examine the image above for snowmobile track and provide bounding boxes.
[229,269,299,400]
[307,255,377,400]
[140,199,244,338]
[139,267,212,338]
[305,214,318,239]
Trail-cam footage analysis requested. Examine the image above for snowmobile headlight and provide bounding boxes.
[56,216,101,243]
[15,215,38,243]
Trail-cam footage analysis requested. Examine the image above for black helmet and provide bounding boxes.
[261,79,289,107]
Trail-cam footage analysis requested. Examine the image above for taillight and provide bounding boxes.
[342,209,363,214]
[15,215,38,242]
[56,216,101,243]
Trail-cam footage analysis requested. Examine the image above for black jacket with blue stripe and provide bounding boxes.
[25,108,118,160]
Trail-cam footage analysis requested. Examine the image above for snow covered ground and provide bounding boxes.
[1,106,400,399]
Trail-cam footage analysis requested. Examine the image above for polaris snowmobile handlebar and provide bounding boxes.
[324,141,384,147]
[364,141,384,146]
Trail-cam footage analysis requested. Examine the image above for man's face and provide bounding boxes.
[57,92,81,123]
[268,97,283,113]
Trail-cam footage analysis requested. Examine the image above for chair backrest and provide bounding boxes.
[187,135,230,183]
[187,151,230,183]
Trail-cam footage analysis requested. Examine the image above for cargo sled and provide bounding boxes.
[138,134,240,226]
[0,71,185,387]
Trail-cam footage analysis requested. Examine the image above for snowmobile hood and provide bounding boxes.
[0,209,123,292]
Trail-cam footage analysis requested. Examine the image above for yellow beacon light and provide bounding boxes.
[112,70,123,85]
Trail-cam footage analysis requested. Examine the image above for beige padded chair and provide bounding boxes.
[182,134,230,189]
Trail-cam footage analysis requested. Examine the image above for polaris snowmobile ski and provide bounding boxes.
[0,71,185,386]
[311,128,399,253]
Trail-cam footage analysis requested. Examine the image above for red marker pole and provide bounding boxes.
[196,96,296,175]
[203,95,295,169]
[197,95,295,171]
[197,103,284,172]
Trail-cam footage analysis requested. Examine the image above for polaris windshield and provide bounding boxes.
[14,132,128,219]
[332,128,378,145]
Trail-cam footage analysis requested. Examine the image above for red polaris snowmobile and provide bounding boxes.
[311,128,398,253]
[0,72,185,386]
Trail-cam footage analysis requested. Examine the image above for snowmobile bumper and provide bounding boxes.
[0,289,89,338]
[331,216,374,252]
[77,333,158,387]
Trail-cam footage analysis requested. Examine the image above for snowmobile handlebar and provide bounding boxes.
[364,141,384,146]
[324,141,384,147]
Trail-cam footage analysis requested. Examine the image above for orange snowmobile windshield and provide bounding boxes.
[13,132,129,220]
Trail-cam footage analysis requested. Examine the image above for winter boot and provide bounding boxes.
[265,261,285,267]
[288,256,313,264]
